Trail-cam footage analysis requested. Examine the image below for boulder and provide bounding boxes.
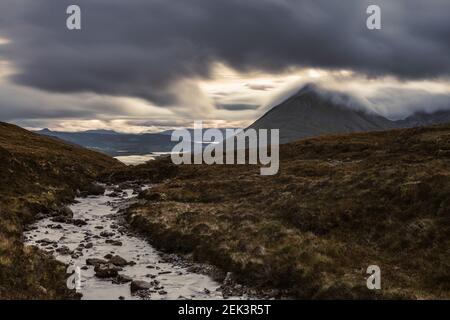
[109,255,128,267]
[80,183,105,197]
[114,274,132,284]
[72,219,87,227]
[105,239,123,246]
[100,231,114,238]
[94,264,121,278]
[86,258,107,266]
[130,280,152,293]
[56,246,72,255]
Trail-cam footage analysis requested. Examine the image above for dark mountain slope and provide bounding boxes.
[249,85,397,143]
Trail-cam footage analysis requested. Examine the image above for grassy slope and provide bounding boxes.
[0,122,124,299]
[121,124,450,299]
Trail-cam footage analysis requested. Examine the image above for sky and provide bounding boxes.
[0,0,449,133]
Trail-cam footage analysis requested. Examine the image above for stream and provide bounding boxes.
[24,186,244,300]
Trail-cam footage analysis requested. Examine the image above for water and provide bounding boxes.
[115,152,173,165]
[24,188,237,300]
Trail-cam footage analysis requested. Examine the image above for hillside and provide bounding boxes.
[113,124,450,299]
[0,122,124,299]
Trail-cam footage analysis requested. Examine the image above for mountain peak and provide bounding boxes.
[249,84,396,143]
[293,83,321,97]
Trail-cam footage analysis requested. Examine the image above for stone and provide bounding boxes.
[109,255,128,267]
[94,264,120,278]
[130,280,152,293]
[114,274,132,284]
[86,258,107,266]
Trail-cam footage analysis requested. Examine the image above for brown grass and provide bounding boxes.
[121,124,450,299]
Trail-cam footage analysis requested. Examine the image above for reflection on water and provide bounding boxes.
[115,152,173,165]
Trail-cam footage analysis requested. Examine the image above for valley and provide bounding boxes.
[1,112,449,299]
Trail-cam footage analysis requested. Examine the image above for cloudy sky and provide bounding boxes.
[0,0,449,132]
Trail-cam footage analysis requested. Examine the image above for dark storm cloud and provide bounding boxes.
[216,103,259,111]
[0,0,449,106]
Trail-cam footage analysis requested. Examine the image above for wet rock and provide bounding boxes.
[130,280,152,293]
[105,239,123,246]
[118,182,133,189]
[56,246,72,255]
[94,264,121,278]
[109,255,128,267]
[37,238,55,245]
[114,274,132,284]
[158,271,172,275]
[72,219,88,227]
[71,252,82,259]
[51,216,71,223]
[100,231,115,238]
[80,183,105,197]
[107,192,120,197]
[86,258,107,266]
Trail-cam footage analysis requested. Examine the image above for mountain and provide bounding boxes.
[37,129,178,156]
[249,84,450,144]
[0,122,123,299]
[37,128,239,156]
[399,110,450,128]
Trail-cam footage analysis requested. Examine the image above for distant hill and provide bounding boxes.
[248,84,450,143]
[37,128,238,156]
[399,110,450,128]
[37,129,178,156]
